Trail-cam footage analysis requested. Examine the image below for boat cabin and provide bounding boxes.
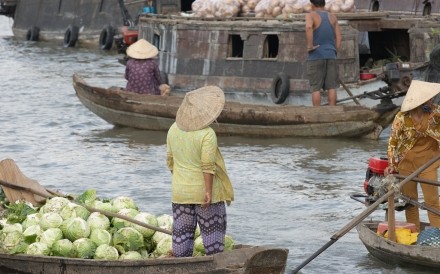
[136,1,440,105]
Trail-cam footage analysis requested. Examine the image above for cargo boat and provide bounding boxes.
[0,0,149,50]
[136,8,440,105]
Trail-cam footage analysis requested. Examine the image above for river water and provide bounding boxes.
[0,16,437,274]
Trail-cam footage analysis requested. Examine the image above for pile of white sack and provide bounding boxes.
[190,0,356,18]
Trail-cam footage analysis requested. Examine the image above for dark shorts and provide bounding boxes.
[307,59,339,92]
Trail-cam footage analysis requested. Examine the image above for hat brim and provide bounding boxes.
[400,80,440,112]
[126,39,159,59]
[176,86,225,131]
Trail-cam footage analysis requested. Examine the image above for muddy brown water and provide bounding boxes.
[0,16,437,274]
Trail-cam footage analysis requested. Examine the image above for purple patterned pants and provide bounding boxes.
[172,202,227,257]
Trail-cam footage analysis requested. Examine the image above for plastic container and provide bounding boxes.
[360,73,377,80]
[377,221,417,235]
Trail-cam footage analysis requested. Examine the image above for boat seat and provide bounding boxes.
[377,221,417,235]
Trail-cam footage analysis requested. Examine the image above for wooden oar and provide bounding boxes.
[339,79,361,105]
[0,179,172,235]
[291,153,440,274]
[0,159,52,206]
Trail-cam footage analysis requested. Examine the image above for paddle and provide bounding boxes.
[291,153,440,274]
[0,159,52,206]
[339,79,361,105]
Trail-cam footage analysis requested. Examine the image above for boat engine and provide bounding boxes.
[362,157,408,210]
[364,157,389,203]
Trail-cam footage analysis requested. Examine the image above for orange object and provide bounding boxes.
[377,221,417,235]
[360,73,377,80]
[122,29,139,46]
[368,157,388,174]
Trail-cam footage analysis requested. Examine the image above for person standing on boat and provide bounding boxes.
[125,39,163,95]
[305,0,342,106]
[385,80,440,231]
[166,86,234,257]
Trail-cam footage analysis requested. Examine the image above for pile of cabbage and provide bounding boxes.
[0,190,234,260]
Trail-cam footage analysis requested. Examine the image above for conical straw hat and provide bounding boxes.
[126,39,158,59]
[401,80,440,112]
[176,86,225,131]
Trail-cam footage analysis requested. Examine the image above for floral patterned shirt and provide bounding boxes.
[125,58,161,94]
[387,105,440,170]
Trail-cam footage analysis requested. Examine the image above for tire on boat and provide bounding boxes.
[26,26,40,41]
[271,72,290,104]
[99,25,114,50]
[64,25,79,48]
[160,71,169,85]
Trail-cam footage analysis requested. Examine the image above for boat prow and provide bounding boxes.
[357,221,440,269]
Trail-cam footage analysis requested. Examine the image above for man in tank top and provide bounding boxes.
[305,0,342,106]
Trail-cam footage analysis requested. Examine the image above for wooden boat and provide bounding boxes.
[0,244,288,274]
[356,221,440,269]
[73,74,400,139]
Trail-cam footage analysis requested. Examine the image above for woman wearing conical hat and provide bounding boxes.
[166,86,234,257]
[386,80,440,231]
[125,39,169,95]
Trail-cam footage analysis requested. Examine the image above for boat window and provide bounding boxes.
[228,34,244,58]
[262,34,279,59]
[371,1,379,11]
[153,34,160,51]
[181,0,196,12]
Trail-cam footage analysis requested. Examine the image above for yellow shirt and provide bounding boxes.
[387,106,440,171]
[166,122,234,205]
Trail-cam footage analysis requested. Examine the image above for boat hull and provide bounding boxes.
[357,221,440,269]
[0,245,288,274]
[73,74,399,139]
[10,0,145,48]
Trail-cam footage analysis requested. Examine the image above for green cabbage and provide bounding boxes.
[151,236,172,258]
[2,223,23,234]
[23,224,42,243]
[75,189,97,206]
[40,197,70,214]
[51,238,75,257]
[94,244,119,260]
[156,214,173,231]
[38,228,63,248]
[111,208,139,229]
[61,217,90,241]
[21,213,42,230]
[224,235,234,251]
[119,250,142,260]
[26,242,50,256]
[132,212,158,238]
[0,231,28,254]
[194,236,205,254]
[89,229,112,246]
[111,196,138,211]
[92,201,118,213]
[39,212,63,230]
[60,203,90,220]
[5,201,37,224]
[152,231,169,246]
[112,227,144,252]
[86,212,110,231]
[73,238,96,259]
